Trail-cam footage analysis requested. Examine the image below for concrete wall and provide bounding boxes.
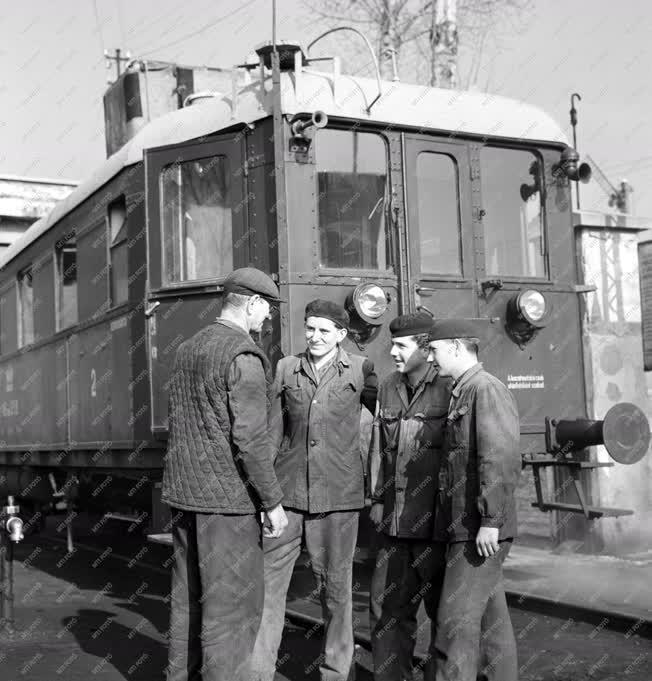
[577,212,652,553]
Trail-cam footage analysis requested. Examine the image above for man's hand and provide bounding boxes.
[263,503,288,538]
[476,526,499,557]
[369,502,385,530]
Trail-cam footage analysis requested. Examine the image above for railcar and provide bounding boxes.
[0,37,648,549]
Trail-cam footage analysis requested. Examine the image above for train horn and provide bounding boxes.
[291,111,328,136]
[546,402,650,464]
[554,146,592,184]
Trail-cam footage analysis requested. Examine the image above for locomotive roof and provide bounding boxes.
[0,70,568,271]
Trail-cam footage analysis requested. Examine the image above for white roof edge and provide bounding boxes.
[0,70,570,271]
[0,174,79,186]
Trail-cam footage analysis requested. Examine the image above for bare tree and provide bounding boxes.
[304,0,531,89]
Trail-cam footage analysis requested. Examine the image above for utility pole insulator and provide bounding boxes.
[105,48,132,84]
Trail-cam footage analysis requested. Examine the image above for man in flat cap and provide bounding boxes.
[251,299,377,681]
[163,267,288,681]
[427,319,521,681]
[367,312,452,681]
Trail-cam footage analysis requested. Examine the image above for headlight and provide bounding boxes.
[505,288,551,347]
[356,284,387,319]
[518,289,546,325]
[346,283,388,326]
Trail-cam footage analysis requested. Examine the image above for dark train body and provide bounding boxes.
[0,42,638,545]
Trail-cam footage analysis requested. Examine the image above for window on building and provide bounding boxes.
[315,129,390,270]
[416,152,462,275]
[108,197,128,304]
[480,147,546,278]
[56,237,78,330]
[160,156,233,284]
[18,266,34,347]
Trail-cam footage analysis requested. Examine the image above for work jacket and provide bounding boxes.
[162,320,283,514]
[369,365,452,538]
[433,363,521,543]
[271,348,377,513]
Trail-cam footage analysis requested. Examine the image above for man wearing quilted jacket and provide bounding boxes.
[162,267,288,681]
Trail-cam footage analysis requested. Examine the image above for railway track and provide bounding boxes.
[1,517,649,681]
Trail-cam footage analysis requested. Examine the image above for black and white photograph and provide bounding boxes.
[0,1,651,679]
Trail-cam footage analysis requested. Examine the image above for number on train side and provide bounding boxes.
[91,368,97,398]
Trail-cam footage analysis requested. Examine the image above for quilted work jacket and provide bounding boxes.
[369,365,452,538]
[433,363,521,542]
[271,348,377,513]
[162,320,283,514]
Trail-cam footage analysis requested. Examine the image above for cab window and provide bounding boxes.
[315,129,390,270]
[160,156,233,284]
[416,152,462,275]
[480,147,546,278]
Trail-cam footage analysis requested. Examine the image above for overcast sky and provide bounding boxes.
[1,0,651,216]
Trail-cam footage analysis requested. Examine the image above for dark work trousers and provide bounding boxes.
[250,508,359,681]
[370,534,446,681]
[434,541,517,681]
[167,510,264,681]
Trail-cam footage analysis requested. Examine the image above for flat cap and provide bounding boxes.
[428,318,489,342]
[389,312,433,338]
[304,299,350,329]
[223,267,283,302]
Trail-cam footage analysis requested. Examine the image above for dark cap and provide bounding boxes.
[389,312,433,338]
[223,267,283,303]
[428,318,489,342]
[304,299,350,329]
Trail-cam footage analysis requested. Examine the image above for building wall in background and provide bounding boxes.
[0,176,77,256]
[577,211,652,554]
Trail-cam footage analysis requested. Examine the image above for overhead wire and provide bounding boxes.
[137,0,259,58]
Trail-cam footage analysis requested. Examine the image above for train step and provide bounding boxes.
[531,501,634,518]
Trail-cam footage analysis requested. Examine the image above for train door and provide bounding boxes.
[144,134,249,434]
[469,143,586,432]
[403,136,477,319]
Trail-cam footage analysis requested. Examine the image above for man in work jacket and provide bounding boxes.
[428,318,521,681]
[162,267,288,681]
[367,312,452,681]
[250,299,377,681]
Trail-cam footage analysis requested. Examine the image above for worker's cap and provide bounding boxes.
[304,299,350,330]
[428,318,489,342]
[389,312,433,338]
[223,267,283,303]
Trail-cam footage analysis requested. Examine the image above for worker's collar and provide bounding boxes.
[451,362,483,398]
[295,346,350,374]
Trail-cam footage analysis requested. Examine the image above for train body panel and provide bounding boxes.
[0,52,646,547]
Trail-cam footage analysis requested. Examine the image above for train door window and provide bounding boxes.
[416,152,462,275]
[480,147,546,278]
[108,197,128,305]
[160,155,233,284]
[56,236,78,330]
[315,129,390,270]
[18,266,34,347]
